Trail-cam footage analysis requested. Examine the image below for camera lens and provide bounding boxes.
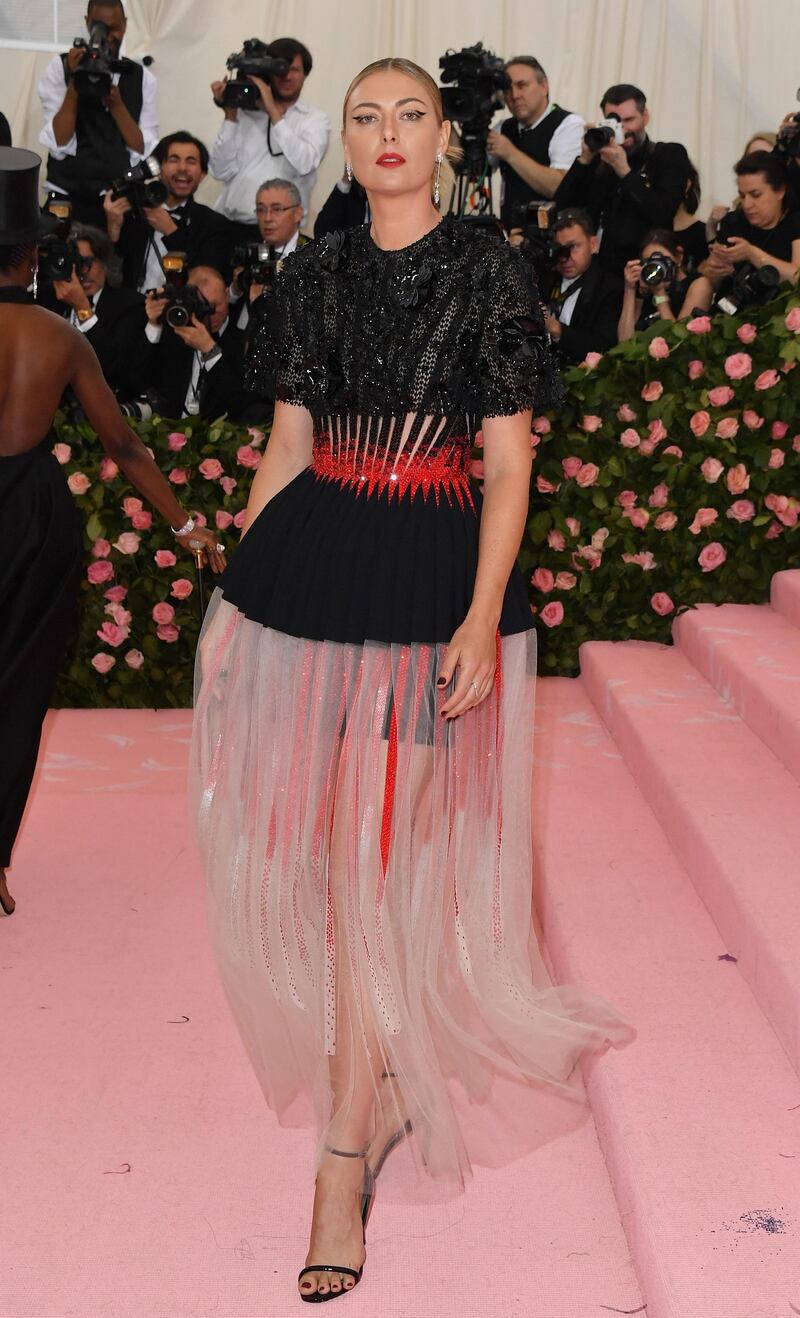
[165,304,189,328]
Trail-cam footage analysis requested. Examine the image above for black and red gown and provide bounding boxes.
[190,220,634,1197]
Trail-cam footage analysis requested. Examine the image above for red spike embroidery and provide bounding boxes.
[311,437,475,509]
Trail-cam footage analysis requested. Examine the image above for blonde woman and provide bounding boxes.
[191,58,634,1304]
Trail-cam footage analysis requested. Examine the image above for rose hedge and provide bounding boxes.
[53,289,800,705]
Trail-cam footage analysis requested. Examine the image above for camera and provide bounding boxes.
[438,42,509,180]
[71,20,124,99]
[584,116,625,153]
[37,193,86,282]
[510,200,560,278]
[163,285,214,329]
[640,252,678,288]
[221,39,290,111]
[110,155,168,210]
[233,241,281,293]
[716,261,780,316]
[118,395,155,421]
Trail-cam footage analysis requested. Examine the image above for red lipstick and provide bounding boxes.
[376,152,406,167]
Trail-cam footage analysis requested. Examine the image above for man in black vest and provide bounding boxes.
[104,131,235,290]
[37,0,158,228]
[555,84,690,275]
[486,56,584,232]
[539,209,623,365]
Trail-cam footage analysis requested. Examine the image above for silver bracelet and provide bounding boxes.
[171,515,195,538]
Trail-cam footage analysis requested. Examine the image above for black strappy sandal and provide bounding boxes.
[298,1143,375,1303]
[371,1071,413,1181]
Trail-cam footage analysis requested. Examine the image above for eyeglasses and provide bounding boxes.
[256,203,299,216]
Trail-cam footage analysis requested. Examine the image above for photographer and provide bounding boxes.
[485,56,584,230]
[683,151,800,315]
[104,131,235,290]
[314,169,369,238]
[49,223,149,396]
[38,0,158,228]
[230,178,309,333]
[618,230,693,342]
[143,266,247,422]
[673,162,708,274]
[209,37,330,235]
[540,208,622,363]
[555,83,690,274]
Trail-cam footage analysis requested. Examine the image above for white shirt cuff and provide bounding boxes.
[145,322,162,344]
[77,314,98,333]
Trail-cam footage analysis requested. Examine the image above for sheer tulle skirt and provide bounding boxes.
[190,593,635,1201]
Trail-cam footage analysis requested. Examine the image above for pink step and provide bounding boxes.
[580,639,800,1076]
[673,601,800,783]
[535,677,800,1318]
[772,568,800,629]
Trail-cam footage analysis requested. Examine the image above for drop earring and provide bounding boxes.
[433,152,443,205]
[346,160,353,183]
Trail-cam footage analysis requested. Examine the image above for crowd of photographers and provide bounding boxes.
[20,0,800,421]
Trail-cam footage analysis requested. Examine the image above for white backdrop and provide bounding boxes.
[2,0,799,226]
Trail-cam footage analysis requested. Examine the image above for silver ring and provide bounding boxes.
[471,681,479,698]
[188,538,202,549]
[216,542,225,552]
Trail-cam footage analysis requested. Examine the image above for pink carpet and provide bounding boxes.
[3,570,800,1318]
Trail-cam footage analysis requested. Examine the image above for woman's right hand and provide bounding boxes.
[623,259,642,291]
[145,288,167,325]
[174,523,227,574]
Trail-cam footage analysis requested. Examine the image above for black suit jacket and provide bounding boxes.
[48,283,150,397]
[314,181,369,238]
[148,318,247,422]
[555,138,690,273]
[544,262,623,364]
[116,196,236,290]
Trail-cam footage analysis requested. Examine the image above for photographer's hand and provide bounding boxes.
[103,189,131,242]
[65,46,84,77]
[143,205,178,236]
[212,78,238,121]
[623,260,643,291]
[102,82,145,154]
[578,128,596,166]
[544,313,562,340]
[599,140,630,178]
[172,315,216,355]
[721,236,753,265]
[248,282,266,303]
[248,75,282,122]
[486,130,514,161]
[145,289,168,325]
[53,269,91,314]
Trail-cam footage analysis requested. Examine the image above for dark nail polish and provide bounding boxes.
[437,677,446,687]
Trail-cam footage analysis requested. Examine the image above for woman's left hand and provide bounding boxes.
[722,236,753,264]
[437,617,497,720]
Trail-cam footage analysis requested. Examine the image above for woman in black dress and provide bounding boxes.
[190,60,635,1303]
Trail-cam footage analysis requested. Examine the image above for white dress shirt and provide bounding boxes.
[144,316,229,417]
[69,286,102,332]
[557,275,583,326]
[140,203,189,294]
[38,54,159,193]
[209,99,330,223]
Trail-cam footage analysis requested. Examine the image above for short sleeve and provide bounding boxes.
[243,251,315,408]
[475,243,563,420]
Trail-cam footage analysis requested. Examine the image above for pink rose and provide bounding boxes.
[689,507,719,534]
[554,571,577,590]
[620,428,640,448]
[651,592,675,616]
[156,623,180,643]
[724,352,752,380]
[562,456,583,478]
[114,531,140,555]
[591,528,609,549]
[655,511,678,531]
[131,510,153,530]
[170,578,194,600]
[167,432,187,451]
[247,427,266,446]
[617,489,638,508]
[547,529,566,550]
[99,457,119,481]
[581,352,602,368]
[726,463,750,494]
[531,567,554,593]
[701,457,724,483]
[687,315,712,334]
[727,499,756,522]
[91,653,116,674]
[768,448,785,469]
[689,410,711,438]
[617,403,637,422]
[124,649,144,670]
[532,416,552,435]
[236,444,261,469]
[193,512,207,527]
[233,510,246,529]
[688,359,705,380]
[662,445,683,458]
[154,549,177,568]
[565,518,581,537]
[576,546,602,569]
[152,602,175,625]
[641,380,663,402]
[715,417,739,440]
[67,472,91,496]
[625,507,650,529]
[708,386,734,407]
[96,621,129,648]
[766,520,785,539]
[581,414,603,432]
[639,440,656,456]
[169,467,188,485]
[742,409,764,431]
[536,475,560,494]
[785,306,800,333]
[199,458,224,480]
[215,509,234,530]
[576,463,599,487]
[540,601,564,628]
[771,420,788,440]
[87,560,114,584]
[647,419,668,443]
[737,322,757,344]
[105,603,131,627]
[91,538,111,558]
[766,493,799,527]
[122,497,143,516]
[698,542,727,573]
[469,459,484,480]
[220,476,238,496]
[622,551,656,570]
[648,483,669,508]
[53,442,71,464]
[104,585,127,603]
[754,368,780,391]
[648,336,670,360]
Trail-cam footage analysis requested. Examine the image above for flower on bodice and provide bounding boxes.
[393,259,435,310]
[498,313,548,361]
[315,230,348,273]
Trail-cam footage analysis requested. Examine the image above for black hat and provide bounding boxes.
[0,147,57,244]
